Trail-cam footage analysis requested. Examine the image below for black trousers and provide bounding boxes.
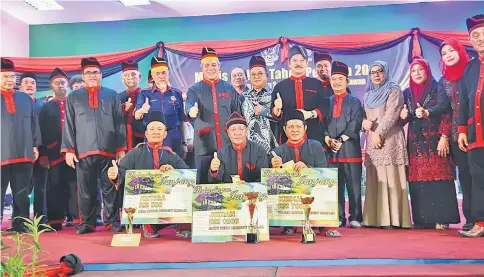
[450,141,473,223]
[334,162,363,225]
[1,162,33,229]
[468,148,484,223]
[195,154,213,184]
[77,155,119,229]
[47,162,79,226]
[31,162,48,218]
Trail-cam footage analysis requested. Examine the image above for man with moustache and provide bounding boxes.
[231,67,248,101]
[62,57,126,235]
[1,58,41,233]
[39,68,79,230]
[135,57,186,157]
[457,14,484,238]
[19,72,49,226]
[324,61,364,228]
[208,112,269,183]
[241,56,278,154]
[271,46,327,145]
[314,51,351,97]
[185,47,242,184]
[119,60,145,151]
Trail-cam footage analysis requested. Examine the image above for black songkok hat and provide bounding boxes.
[331,61,349,77]
[121,60,139,72]
[148,70,153,83]
[20,72,37,82]
[314,51,332,64]
[1,58,15,72]
[201,47,218,62]
[225,112,247,130]
[81,57,101,71]
[466,14,484,33]
[49,68,68,81]
[288,45,307,61]
[146,111,166,128]
[249,56,266,70]
[284,110,306,125]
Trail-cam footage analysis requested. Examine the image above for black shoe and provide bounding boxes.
[14,225,32,234]
[65,221,75,228]
[96,218,104,227]
[108,222,124,233]
[49,223,63,231]
[76,225,95,235]
[463,222,474,231]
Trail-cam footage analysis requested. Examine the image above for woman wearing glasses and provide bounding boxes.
[362,61,412,229]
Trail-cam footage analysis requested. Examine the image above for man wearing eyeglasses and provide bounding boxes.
[61,57,127,235]
[119,60,145,151]
[241,56,278,154]
[1,58,41,233]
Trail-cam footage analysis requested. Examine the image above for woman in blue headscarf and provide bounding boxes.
[361,61,412,229]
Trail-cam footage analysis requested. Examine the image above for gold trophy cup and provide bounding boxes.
[111,207,141,247]
[244,192,260,244]
[301,196,316,244]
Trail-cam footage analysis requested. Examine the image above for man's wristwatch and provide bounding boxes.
[337,137,344,143]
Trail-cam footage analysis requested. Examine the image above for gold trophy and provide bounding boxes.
[124,207,136,234]
[244,192,260,244]
[111,207,141,247]
[301,196,316,244]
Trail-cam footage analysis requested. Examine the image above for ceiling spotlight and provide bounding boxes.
[119,0,151,6]
[24,0,64,11]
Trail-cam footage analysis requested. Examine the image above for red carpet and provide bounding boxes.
[3,226,483,265]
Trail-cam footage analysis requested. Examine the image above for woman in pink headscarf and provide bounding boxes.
[438,39,473,231]
[400,58,459,229]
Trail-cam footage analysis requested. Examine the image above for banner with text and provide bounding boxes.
[191,183,269,243]
[261,168,339,227]
[165,37,412,101]
[121,169,196,225]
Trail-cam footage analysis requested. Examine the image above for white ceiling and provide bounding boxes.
[1,0,451,25]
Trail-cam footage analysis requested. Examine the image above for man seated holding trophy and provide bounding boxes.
[208,112,269,183]
[271,110,342,237]
[107,111,192,239]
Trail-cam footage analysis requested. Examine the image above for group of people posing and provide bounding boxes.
[1,14,483,239]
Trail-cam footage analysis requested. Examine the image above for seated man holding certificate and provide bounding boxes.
[107,111,191,239]
[271,110,341,237]
[208,112,269,183]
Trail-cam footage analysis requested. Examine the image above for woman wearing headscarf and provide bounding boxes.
[401,58,459,229]
[362,61,412,229]
[438,39,473,231]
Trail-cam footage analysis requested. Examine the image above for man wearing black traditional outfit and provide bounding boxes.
[208,112,269,183]
[107,111,190,238]
[39,68,79,230]
[1,58,41,233]
[61,57,127,235]
[185,47,242,184]
[270,46,327,145]
[119,60,145,151]
[458,14,484,238]
[324,61,364,228]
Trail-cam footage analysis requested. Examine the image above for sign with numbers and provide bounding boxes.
[121,169,196,225]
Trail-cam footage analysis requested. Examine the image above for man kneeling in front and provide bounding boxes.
[107,111,191,238]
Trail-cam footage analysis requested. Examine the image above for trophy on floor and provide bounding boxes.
[301,196,316,244]
[111,207,141,247]
[244,192,260,244]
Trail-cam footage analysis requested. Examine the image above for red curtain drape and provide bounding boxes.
[420,30,472,46]
[4,45,158,73]
[165,38,279,54]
